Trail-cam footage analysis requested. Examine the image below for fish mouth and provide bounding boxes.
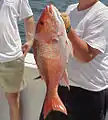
[45,4,53,14]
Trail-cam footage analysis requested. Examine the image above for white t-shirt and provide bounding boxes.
[0,0,33,62]
[65,1,108,91]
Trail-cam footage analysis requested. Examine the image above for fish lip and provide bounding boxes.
[45,4,53,14]
[45,5,49,11]
[49,4,53,8]
[49,4,53,13]
[45,5,50,12]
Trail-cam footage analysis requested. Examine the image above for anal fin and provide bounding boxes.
[59,70,70,90]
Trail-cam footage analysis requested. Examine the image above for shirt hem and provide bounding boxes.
[60,82,108,92]
[0,53,24,63]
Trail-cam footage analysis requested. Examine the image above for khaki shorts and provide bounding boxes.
[0,57,26,93]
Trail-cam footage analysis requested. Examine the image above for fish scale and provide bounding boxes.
[37,42,61,58]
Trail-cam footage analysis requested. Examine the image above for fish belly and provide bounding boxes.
[36,44,68,119]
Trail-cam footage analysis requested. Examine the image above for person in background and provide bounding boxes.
[39,0,108,120]
[0,0,35,120]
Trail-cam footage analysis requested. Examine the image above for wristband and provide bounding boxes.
[66,25,71,34]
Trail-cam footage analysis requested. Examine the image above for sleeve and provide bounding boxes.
[66,4,78,15]
[18,0,33,21]
[84,10,108,53]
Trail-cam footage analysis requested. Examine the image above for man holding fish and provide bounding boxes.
[59,0,108,120]
[38,0,108,120]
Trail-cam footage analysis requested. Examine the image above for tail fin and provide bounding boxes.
[43,94,67,119]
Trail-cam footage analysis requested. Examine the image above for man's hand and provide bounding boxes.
[22,40,33,57]
[61,12,71,32]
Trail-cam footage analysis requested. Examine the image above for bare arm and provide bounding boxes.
[61,12,101,63]
[24,16,35,45]
[22,16,35,56]
[67,28,101,63]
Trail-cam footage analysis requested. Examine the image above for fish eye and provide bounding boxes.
[40,21,44,25]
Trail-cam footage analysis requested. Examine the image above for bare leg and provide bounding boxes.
[5,92,20,120]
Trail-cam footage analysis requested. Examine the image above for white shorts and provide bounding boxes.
[0,57,26,93]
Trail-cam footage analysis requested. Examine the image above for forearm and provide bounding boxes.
[24,16,35,45]
[68,28,99,62]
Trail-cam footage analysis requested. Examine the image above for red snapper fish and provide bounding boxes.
[33,4,72,119]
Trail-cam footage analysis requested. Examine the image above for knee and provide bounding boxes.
[5,93,20,108]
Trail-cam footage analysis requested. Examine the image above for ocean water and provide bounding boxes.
[19,0,108,44]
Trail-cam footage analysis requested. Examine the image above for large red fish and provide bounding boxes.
[33,4,72,119]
